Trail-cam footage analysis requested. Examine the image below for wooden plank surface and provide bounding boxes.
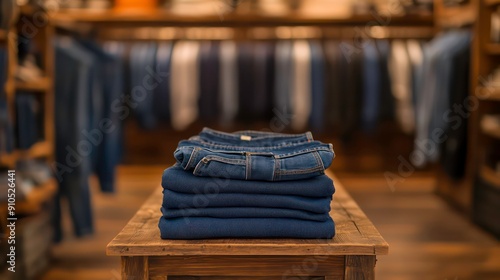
[166,277,324,280]
[106,171,389,256]
[148,256,344,278]
[51,10,433,26]
[121,256,148,280]
[344,255,376,280]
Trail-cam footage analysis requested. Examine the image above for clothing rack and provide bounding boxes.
[86,25,435,41]
[50,8,436,40]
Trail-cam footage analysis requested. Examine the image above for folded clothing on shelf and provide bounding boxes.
[162,188,331,213]
[175,133,334,182]
[162,164,335,197]
[158,216,335,239]
[159,128,336,239]
[161,206,331,222]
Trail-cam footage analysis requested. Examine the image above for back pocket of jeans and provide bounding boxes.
[193,155,246,180]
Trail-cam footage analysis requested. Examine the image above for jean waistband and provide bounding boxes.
[198,127,313,146]
[179,137,332,153]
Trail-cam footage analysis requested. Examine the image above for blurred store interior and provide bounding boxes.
[0,0,499,279]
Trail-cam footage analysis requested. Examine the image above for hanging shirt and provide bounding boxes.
[292,40,312,131]
[389,39,414,134]
[170,41,201,130]
[274,40,294,122]
[309,40,325,132]
[362,40,381,132]
[219,40,239,125]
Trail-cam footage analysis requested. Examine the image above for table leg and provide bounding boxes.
[122,256,149,280]
[343,255,376,280]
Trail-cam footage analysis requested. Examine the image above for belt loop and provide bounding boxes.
[306,131,313,141]
[245,152,251,180]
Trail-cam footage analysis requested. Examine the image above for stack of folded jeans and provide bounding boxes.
[159,128,336,239]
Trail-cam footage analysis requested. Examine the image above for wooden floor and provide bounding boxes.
[41,165,500,280]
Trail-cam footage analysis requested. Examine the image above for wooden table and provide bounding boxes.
[107,173,389,279]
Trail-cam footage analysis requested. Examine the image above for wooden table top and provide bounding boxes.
[106,171,389,256]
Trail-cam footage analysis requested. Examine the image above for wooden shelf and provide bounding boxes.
[0,29,7,41]
[0,141,53,167]
[476,86,500,100]
[481,123,500,139]
[51,10,434,26]
[484,43,500,54]
[480,165,500,189]
[485,0,500,7]
[20,4,39,16]
[14,178,57,215]
[15,77,51,92]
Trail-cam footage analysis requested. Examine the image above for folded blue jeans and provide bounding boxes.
[162,165,335,198]
[198,127,314,147]
[158,216,335,239]
[175,141,334,182]
[161,206,330,221]
[162,189,331,213]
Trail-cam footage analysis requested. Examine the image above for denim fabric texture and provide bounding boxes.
[198,127,314,147]
[15,92,41,149]
[174,128,334,181]
[54,38,96,240]
[130,42,158,129]
[309,40,325,132]
[414,31,471,167]
[79,39,124,193]
[0,46,14,154]
[199,41,220,121]
[160,129,335,239]
[159,216,335,239]
[162,164,335,197]
[53,38,124,241]
[161,206,330,221]
[162,189,332,213]
[362,41,381,132]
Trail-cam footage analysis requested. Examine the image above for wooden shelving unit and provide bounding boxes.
[484,43,500,54]
[15,178,58,215]
[433,0,479,214]
[485,0,500,7]
[0,4,55,214]
[0,4,54,170]
[434,0,478,28]
[480,165,500,187]
[0,4,56,279]
[470,0,500,237]
[15,76,52,91]
[0,141,53,167]
[477,86,500,100]
[0,29,7,41]
[51,9,434,26]
[481,122,500,139]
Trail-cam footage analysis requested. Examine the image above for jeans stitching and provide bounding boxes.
[180,143,332,155]
[201,128,314,142]
[280,166,324,175]
[245,153,250,180]
[312,150,323,169]
[185,147,200,170]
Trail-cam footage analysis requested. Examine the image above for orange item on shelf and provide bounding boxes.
[114,0,158,11]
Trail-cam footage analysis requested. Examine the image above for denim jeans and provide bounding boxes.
[162,189,332,213]
[174,130,334,181]
[15,92,40,149]
[162,165,335,198]
[158,216,335,239]
[198,127,313,147]
[53,38,124,241]
[54,39,96,241]
[161,206,330,221]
